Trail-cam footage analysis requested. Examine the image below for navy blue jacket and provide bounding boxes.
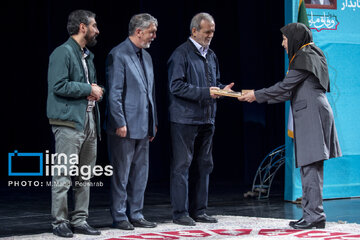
[167,39,225,125]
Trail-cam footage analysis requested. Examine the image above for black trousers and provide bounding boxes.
[170,122,215,220]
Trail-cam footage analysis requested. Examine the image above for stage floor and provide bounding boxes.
[0,185,359,238]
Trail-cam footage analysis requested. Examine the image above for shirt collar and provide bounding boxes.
[189,37,208,57]
[82,47,90,58]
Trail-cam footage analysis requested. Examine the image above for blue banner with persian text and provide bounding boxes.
[308,0,360,155]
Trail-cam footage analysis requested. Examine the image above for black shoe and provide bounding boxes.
[292,219,326,229]
[131,218,157,228]
[173,216,196,226]
[53,222,73,238]
[193,214,218,223]
[289,218,303,227]
[112,220,134,230]
[73,222,101,235]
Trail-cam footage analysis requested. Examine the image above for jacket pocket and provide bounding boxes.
[293,100,307,112]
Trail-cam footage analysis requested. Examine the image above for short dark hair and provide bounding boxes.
[67,10,96,36]
[128,13,158,36]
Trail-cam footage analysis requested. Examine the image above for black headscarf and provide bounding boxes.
[281,22,330,92]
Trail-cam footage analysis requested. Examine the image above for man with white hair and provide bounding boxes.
[105,13,158,230]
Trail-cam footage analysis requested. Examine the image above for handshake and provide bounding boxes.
[237,90,256,103]
[88,83,104,101]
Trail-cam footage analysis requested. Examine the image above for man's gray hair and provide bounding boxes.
[190,12,214,34]
[128,13,158,36]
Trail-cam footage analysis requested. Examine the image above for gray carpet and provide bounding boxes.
[2,216,360,240]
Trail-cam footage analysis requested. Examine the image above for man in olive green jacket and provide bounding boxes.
[46,10,103,238]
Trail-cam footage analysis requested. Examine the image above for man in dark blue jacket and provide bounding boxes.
[167,12,234,226]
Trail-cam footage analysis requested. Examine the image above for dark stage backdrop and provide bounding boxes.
[3,0,285,195]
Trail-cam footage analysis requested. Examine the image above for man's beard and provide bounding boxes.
[202,39,211,47]
[85,33,98,47]
[141,42,151,49]
[141,39,153,49]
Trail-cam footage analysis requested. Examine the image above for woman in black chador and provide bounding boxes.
[239,22,342,229]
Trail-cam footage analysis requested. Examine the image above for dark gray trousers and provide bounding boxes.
[170,122,215,220]
[108,135,149,223]
[300,161,326,223]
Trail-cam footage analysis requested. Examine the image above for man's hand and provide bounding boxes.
[210,87,220,99]
[210,82,235,99]
[149,126,158,142]
[237,90,256,103]
[116,126,127,138]
[223,82,234,91]
[87,95,97,101]
[89,84,103,101]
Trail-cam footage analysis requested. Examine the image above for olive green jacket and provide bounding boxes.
[47,37,101,137]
